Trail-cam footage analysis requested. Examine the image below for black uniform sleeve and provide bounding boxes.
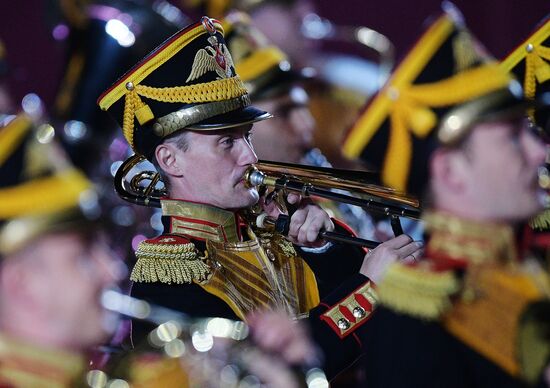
[358,307,525,388]
[298,220,366,299]
[307,273,375,380]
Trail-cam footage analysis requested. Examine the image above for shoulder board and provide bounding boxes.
[377,261,460,320]
[130,235,211,285]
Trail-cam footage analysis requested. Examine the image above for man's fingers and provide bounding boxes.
[286,193,301,204]
[301,214,324,243]
[323,216,335,232]
[288,210,307,238]
[396,241,424,259]
[289,208,333,245]
[378,234,413,249]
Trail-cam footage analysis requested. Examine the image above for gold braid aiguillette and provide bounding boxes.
[131,240,211,284]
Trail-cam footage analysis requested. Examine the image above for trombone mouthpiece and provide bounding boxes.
[244,166,266,187]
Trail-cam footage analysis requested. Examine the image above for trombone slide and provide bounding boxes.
[256,213,379,249]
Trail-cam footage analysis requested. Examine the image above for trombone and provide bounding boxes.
[114,156,421,248]
[244,160,420,248]
[245,160,420,218]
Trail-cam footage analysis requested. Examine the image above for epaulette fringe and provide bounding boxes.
[378,262,460,320]
[530,209,550,231]
[130,240,211,284]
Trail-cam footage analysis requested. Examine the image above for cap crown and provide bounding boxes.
[0,115,93,254]
[501,17,550,131]
[343,8,517,195]
[98,17,251,157]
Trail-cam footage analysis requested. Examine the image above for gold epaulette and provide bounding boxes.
[130,235,211,285]
[377,262,460,320]
[530,209,550,231]
[443,265,549,380]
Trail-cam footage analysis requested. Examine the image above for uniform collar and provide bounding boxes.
[0,333,85,387]
[423,210,518,267]
[161,198,243,243]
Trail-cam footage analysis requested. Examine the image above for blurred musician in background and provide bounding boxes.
[180,0,392,168]
[342,6,550,387]
[0,112,122,387]
[50,0,190,173]
[181,0,317,69]
[501,17,550,261]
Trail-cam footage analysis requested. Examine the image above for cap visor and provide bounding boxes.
[186,106,272,130]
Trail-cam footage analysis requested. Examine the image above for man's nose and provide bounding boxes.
[239,136,259,165]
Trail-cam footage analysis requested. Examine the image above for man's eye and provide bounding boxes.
[221,137,234,147]
[527,120,550,144]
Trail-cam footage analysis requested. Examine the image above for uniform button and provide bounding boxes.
[337,318,350,330]
[353,306,366,318]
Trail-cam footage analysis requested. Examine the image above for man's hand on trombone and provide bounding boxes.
[359,234,424,283]
[259,192,335,248]
[259,191,424,282]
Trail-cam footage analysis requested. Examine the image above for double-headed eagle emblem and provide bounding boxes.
[186,35,235,82]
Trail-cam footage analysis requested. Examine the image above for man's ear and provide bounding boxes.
[155,143,184,177]
[430,148,468,193]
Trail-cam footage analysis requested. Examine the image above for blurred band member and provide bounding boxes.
[0,113,121,386]
[342,7,549,387]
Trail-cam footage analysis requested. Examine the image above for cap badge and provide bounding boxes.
[186,34,234,82]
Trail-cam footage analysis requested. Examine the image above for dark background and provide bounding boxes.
[0,0,548,107]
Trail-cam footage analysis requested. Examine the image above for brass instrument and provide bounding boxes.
[245,160,420,216]
[115,156,419,213]
[113,156,421,246]
[114,154,166,208]
[244,160,421,248]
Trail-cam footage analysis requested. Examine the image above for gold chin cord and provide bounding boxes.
[97,289,329,387]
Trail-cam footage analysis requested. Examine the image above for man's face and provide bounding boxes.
[174,124,260,209]
[461,118,547,222]
[251,88,315,163]
[30,232,121,350]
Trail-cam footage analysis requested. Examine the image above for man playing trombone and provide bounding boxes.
[98,15,422,379]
